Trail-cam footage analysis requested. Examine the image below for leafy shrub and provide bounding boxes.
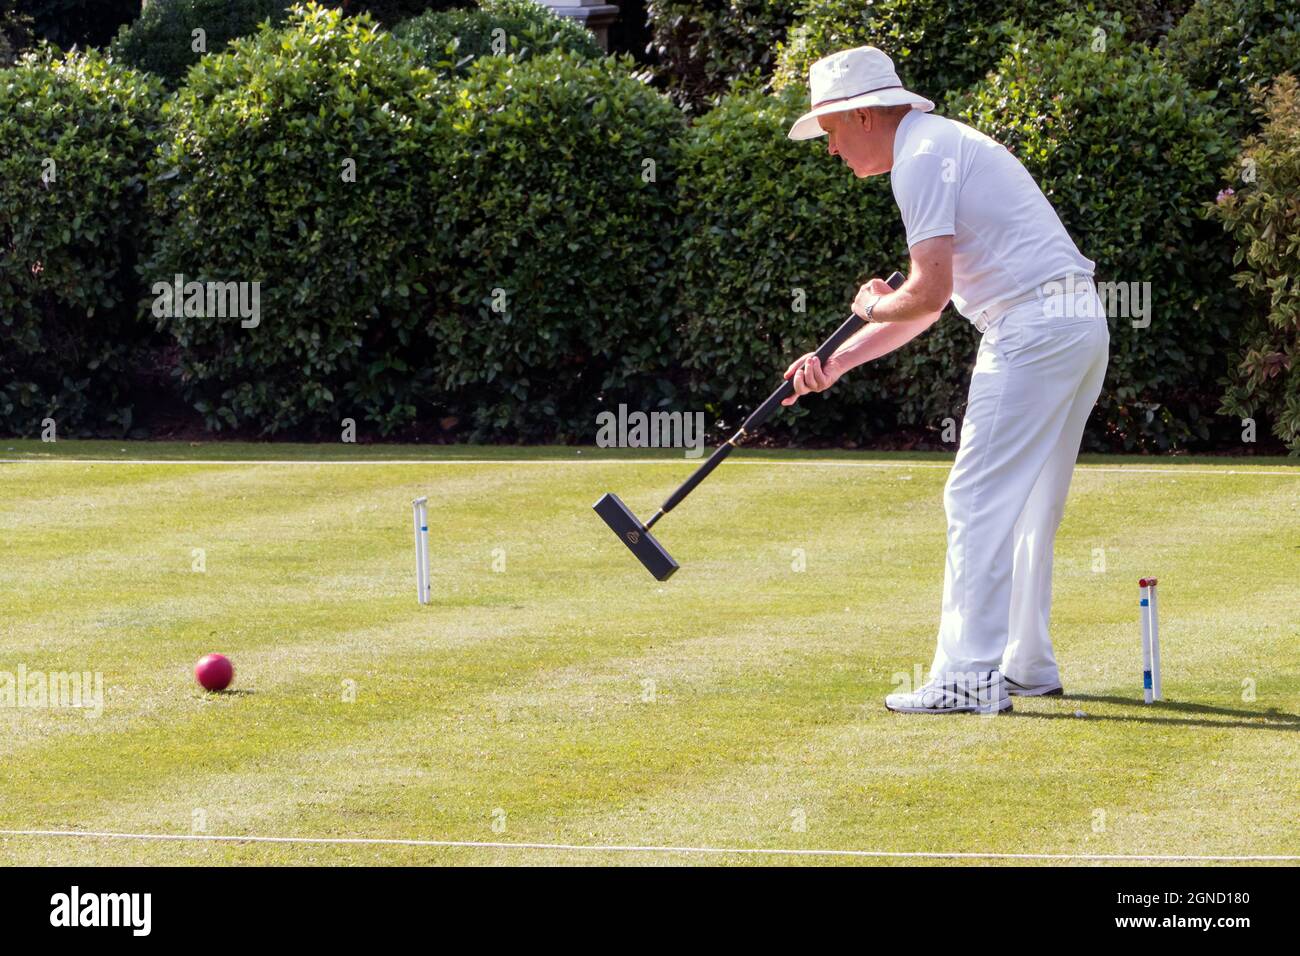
[425,49,684,440]
[111,0,291,86]
[774,0,1065,106]
[773,0,1181,109]
[0,48,163,436]
[119,2,672,442]
[1164,0,1300,132]
[951,12,1240,450]
[672,82,980,444]
[644,0,800,110]
[395,0,601,75]
[1212,74,1300,453]
[145,3,451,435]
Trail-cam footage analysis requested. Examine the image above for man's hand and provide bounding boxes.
[851,276,897,321]
[781,352,842,406]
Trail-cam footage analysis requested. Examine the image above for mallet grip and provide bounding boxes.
[740,270,905,433]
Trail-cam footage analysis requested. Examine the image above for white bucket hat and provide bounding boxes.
[788,46,935,141]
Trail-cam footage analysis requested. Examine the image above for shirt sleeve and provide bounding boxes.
[890,150,958,248]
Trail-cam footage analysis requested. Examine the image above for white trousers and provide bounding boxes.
[929,287,1110,685]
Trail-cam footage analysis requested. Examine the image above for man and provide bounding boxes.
[782,46,1109,714]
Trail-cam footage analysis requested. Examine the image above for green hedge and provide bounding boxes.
[0,48,163,437]
[395,0,602,75]
[951,13,1240,450]
[773,1,1184,109]
[1164,0,1300,133]
[0,0,1277,451]
[144,3,450,435]
[145,5,677,440]
[111,0,291,86]
[1212,74,1300,453]
[645,1,800,110]
[425,49,684,440]
[774,0,1075,108]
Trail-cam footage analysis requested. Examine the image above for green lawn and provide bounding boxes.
[0,442,1297,865]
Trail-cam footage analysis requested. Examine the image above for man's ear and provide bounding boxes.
[855,108,874,132]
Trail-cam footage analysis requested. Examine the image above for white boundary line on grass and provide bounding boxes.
[0,458,1297,477]
[1,829,1296,862]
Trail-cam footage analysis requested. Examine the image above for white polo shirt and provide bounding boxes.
[890,110,1094,320]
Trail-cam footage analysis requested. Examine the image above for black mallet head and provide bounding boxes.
[592,493,679,581]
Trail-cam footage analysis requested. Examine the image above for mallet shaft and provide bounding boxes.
[658,442,737,516]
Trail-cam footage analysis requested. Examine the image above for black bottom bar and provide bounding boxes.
[0,864,1282,940]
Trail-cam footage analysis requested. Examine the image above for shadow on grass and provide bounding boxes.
[1012,694,1300,731]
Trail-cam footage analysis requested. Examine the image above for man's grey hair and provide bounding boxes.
[872,104,914,119]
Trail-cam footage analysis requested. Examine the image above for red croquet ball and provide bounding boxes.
[195,653,234,691]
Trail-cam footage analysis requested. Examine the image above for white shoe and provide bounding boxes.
[1003,676,1064,697]
[885,671,1012,715]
